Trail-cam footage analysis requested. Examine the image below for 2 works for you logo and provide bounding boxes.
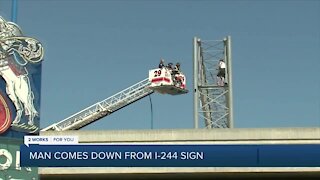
[24,136,79,147]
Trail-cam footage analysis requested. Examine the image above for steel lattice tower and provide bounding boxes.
[193,36,233,129]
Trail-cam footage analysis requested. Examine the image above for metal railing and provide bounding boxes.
[42,78,153,131]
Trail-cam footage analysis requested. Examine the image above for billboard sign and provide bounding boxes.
[0,138,38,180]
[0,16,43,137]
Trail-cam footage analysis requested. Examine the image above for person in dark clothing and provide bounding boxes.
[172,62,182,86]
[158,59,165,68]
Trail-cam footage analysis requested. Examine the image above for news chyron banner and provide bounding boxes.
[21,136,320,167]
[0,16,43,179]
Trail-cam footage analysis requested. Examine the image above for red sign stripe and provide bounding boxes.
[151,77,170,83]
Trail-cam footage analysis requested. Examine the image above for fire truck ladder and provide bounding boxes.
[41,78,153,131]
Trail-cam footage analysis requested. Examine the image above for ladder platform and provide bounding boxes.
[148,68,188,96]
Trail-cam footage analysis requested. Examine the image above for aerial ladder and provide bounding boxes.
[42,67,188,131]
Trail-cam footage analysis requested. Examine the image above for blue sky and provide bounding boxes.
[0,0,319,130]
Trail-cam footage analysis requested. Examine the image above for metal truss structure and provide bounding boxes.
[193,36,233,129]
[42,78,153,131]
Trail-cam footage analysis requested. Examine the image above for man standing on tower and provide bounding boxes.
[217,59,226,86]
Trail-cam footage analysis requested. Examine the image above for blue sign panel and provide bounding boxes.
[0,16,43,138]
[20,144,320,167]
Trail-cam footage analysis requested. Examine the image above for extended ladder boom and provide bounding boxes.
[42,78,153,131]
